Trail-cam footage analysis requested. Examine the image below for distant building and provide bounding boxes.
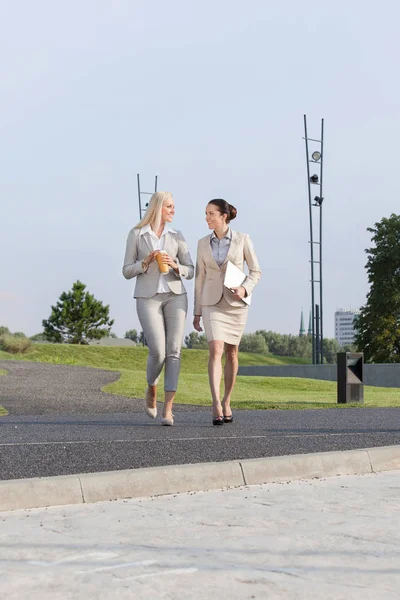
[334,309,360,347]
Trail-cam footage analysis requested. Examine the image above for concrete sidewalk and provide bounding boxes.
[1,444,400,512]
[1,470,399,599]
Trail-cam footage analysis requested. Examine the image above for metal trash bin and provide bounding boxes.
[337,352,364,403]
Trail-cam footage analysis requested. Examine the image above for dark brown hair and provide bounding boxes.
[208,199,237,223]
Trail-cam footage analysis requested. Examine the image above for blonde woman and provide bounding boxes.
[193,199,261,425]
[123,192,194,426]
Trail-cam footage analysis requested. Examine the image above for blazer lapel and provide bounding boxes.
[222,230,238,267]
[206,234,221,269]
[163,230,179,257]
[141,233,153,254]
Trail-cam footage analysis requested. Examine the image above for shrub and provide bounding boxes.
[0,333,32,354]
[239,333,268,354]
[30,333,49,342]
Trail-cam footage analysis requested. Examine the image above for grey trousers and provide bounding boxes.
[136,292,188,392]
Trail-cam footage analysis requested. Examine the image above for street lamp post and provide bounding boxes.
[137,174,158,220]
[303,115,324,365]
[136,174,158,346]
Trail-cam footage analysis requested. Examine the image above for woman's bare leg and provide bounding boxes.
[163,391,175,416]
[222,343,239,416]
[146,384,157,409]
[208,340,225,417]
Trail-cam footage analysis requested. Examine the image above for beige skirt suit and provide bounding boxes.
[194,230,261,345]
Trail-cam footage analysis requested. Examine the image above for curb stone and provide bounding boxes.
[1,444,400,512]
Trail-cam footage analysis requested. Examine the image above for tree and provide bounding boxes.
[239,333,268,354]
[125,329,138,343]
[185,331,208,350]
[355,214,400,362]
[30,333,48,342]
[341,343,357,353]
[42,280,114,344]
[256,330,290,356]
[322,338,341,364]
[184,331,197,348]
[287,335,312,358]
[0,326,10,336]
[184,331,208,349]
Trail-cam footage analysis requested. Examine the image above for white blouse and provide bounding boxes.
[139,224,176,293]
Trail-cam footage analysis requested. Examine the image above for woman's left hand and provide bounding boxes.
[230,286,246,301]
[161,253,179,273]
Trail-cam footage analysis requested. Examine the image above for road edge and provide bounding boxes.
[1,444,399,512]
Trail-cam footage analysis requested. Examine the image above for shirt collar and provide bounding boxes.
[210,227,232,241]
[139,223,177,236]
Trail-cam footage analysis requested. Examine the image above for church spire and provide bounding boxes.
[299,310,305,337]
[308,310,312,336]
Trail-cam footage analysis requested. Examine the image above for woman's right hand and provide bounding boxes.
[142,251,158,269]
[193,316,203,332]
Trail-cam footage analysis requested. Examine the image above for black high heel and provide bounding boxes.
[222,401,233,423]
[212,416,224,426]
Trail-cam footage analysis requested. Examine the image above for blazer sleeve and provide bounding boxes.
[122,229,146,280]
[242,234,261,296]
[173,231,195,280]
[194,240,206,316]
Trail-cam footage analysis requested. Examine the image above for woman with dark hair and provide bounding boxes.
[193,199,261,425]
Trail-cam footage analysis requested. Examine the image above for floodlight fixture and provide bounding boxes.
[311,151,321,162]
[314,196,324,206]
[310,174,319,184]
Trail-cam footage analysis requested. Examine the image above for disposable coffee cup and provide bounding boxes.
[156,250,169,274]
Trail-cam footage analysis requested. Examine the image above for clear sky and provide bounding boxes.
[1,0,400,339]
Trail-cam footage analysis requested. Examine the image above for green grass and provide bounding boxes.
[0,345,309,372]
[105,370,400,410]
[0,369,8,415]
[0,344,399,410]
[233,353,310,366]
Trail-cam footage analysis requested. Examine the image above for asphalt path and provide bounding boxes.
[1,360,400,481]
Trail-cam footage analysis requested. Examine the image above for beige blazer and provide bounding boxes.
[123,227,194,298]
[194,230,261,316]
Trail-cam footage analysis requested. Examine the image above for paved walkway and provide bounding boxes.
[1,470,399,599]
[1,361,400,480]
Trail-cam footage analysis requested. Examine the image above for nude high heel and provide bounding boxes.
[161,411,174,426]
[144,387,157,419]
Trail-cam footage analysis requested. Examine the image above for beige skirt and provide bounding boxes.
[202,296,248,346]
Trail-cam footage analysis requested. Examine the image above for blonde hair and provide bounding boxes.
[134,191,173,232]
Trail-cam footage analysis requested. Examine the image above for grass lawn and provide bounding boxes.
[0,345,309,372]
[0,369,8,415]
[0,344,399,410]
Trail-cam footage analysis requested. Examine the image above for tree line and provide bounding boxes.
[3,213,399,363]
[183,329,355,363]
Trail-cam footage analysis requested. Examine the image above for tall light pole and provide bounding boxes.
[137,174,158,219]
[136,174,158,346]
[303,115,324,365]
